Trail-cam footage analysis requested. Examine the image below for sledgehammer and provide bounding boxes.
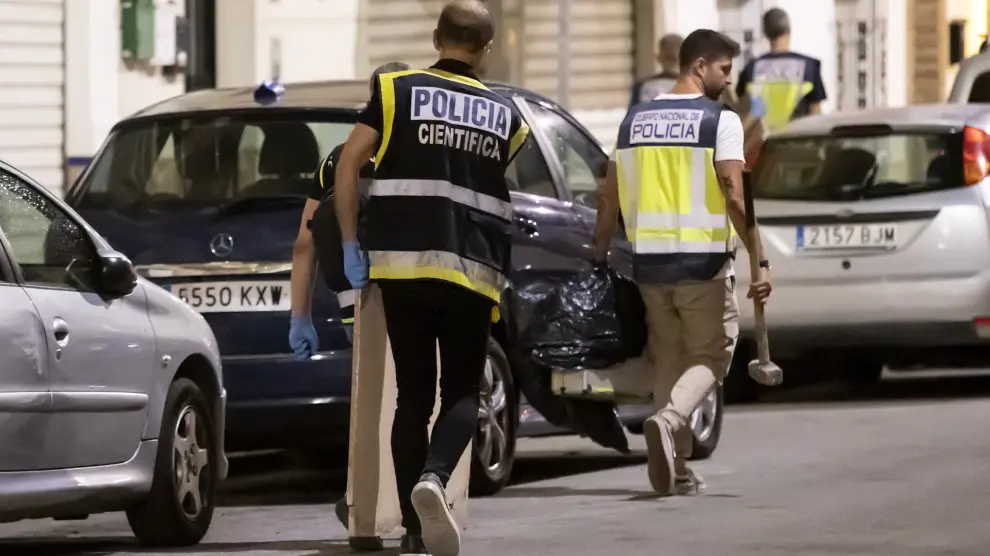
[742,172,783,387]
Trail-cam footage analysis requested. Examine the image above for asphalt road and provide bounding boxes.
[3,370,990,556]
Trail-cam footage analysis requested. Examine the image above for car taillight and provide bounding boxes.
[963,126,990,185]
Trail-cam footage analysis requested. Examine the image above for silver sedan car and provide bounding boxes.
[735,105,990,384]
[0,160,228,546]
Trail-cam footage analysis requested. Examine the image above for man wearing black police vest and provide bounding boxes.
[334,1,529,555]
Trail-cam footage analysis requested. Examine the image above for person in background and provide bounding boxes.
[629,33,683,108]
[734,8,826,133]
[593,29,772,496]
[287,61,410,360]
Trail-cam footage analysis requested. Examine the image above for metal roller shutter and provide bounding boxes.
[907,0,947,104]
[0,0,65,193]
[521,0,634,110]
[364,0,444,74]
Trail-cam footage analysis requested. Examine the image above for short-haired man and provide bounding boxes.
[335,2,528,554]
[735,8,827,133]
[629,33,683,107]
[594,29,771,496]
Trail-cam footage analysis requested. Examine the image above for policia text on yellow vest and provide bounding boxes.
[614,96,735,282]
[363,64,529,314]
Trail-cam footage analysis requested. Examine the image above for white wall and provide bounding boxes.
[64,0,186,170]
[215,0,361,88]
[880,0,907,107]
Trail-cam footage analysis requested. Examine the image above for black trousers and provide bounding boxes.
[378,280,493,535]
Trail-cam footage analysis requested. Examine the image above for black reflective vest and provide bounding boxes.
[308,144,373,324]
[363,68,530,312]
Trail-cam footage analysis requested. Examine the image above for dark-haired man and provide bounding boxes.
[593,29,771,496]
[735,7,827,133]
[629,33,683,107]
[288,61,411,359]
[334,1,528,554]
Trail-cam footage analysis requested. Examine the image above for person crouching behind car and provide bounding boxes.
[287,61,411,359]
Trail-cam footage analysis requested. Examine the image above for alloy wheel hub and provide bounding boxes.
[475,356,509,476]
[173,405,209,520]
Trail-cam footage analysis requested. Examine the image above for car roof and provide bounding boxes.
[772,104,990,138]
[122,79,553,123]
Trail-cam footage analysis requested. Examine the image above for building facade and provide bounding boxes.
[2,0,989,195]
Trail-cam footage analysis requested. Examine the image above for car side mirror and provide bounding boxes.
[97,251,138,298]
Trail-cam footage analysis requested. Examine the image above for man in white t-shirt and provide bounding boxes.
[592,29,772,496]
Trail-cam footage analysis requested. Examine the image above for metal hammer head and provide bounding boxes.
[748,359,783,387]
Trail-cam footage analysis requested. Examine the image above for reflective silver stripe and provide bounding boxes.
[633,239,732,254]
[336,289,357,308]
[369,249,506,295]
[370,179,513,221]
[636,211,729,229]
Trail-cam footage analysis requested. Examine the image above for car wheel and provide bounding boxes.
[469,338,518,497]
[625,422,644,435]
[126,378,217,547]
[837,360,883,385]
[687,386,723,460]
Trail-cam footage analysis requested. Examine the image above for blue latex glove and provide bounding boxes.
[288,315,319,360]
[750,96,768,118]
[342,241,369,289]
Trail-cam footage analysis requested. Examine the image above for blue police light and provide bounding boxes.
[254,80,285,105]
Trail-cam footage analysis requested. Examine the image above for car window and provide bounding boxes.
[968,72,990,103]
[0,170,98,290]
[527,101,607,205]
[73,115,356,212]
[752,132,962,201]
[505,131,558,199]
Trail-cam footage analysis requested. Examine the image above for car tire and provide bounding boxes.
[687,386,723,460]
[469,338,518,497]
[625,422,644,435]
[126,378,218,547]
[837,360,883,385]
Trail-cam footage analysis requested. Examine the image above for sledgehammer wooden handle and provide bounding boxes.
[743,173,782,386]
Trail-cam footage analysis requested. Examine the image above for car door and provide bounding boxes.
[0,227,50,471]
[506,98,594,271]
[0,166,156,469]
[522,98,634,274]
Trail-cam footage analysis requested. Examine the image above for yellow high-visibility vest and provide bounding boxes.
[614,96,735,283]
[745,53,819,133]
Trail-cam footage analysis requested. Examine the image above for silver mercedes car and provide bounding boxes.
[0,160,227,546]
[735,104,990,383]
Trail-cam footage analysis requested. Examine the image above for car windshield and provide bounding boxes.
[750,131,963,201]
[71,113,356,211]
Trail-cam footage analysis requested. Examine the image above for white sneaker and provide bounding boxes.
[674,468,707,496]
[411,473,460,556]
[643,415,676,495]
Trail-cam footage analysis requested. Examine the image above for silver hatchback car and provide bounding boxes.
[735,105,990,382]
[0,161,228,546]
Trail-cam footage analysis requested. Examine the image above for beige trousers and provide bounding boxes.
[639,277,739,474]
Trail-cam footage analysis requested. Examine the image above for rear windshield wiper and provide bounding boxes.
[863,180,941,198]
[213,194,307,220]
